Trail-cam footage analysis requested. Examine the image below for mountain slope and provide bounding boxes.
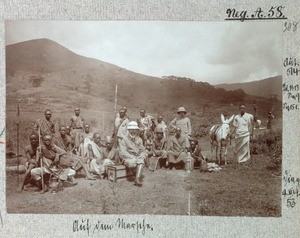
[6,38,281,115]
[215,76,282,99]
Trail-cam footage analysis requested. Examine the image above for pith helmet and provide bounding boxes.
[177,107,186,114]
[127,121,139,130]
[154,126,164,133]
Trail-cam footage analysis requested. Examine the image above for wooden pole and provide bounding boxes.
[38,126,45,192]
[102,114,104,132]
[114,84,118,114]
[16,102,20,181]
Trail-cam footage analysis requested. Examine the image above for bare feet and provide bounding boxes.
[85,175,96,180]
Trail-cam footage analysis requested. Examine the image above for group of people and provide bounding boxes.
[17,104,264,192]
[17,106,206,192]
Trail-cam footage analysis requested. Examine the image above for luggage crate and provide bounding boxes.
[107,164,134,182]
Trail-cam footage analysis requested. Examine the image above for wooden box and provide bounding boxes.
[107,164,134,182]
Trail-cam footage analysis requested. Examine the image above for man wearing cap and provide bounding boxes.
[232,104,254,164]
[170,107,192,139]
[70,107,85,152]
[119,121,147,186]
[156,115,168,138]
[149,126,168,170]
[113,108,130,146]
[167,127,190,170]
[65,125,71,136]
[34,109,55,136]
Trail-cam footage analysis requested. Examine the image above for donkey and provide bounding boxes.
[209,114,234,165]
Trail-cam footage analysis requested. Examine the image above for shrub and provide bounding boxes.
[250,129,282,168]
[28,75,44,88]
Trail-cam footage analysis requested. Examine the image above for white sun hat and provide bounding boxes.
[127,121,139,130]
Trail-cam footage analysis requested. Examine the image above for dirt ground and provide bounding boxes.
[6,137,281,217]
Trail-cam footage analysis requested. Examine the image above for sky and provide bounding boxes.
[5,21,282,84]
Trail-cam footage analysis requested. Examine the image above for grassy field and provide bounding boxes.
[6,129,281,216]
[6,101,282,216]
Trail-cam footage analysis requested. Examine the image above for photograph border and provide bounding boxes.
[0,1,300,237]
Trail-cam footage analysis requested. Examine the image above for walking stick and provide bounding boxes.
[114,84,118,114]
[38,125,45,192]
[16,102,20,183]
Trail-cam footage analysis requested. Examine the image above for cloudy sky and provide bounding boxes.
[6,21,282,84]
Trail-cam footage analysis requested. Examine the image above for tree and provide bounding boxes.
[28,75,44,88]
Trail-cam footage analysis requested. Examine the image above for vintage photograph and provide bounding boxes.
[5,21,282,216]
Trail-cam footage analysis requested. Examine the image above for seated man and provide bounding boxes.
[144,130,154,167]
[119,121,147,187]
[30,134,77,193]
[167,127,189,170]
[85,133,114,178]
[52,126,95,180]
[17,133,39,192]
[189,138,207,167]
[78,124,94,156]
[65,125,71,136]
[101,137,118,162]
[149,126,168,171]
[100,137,117,176]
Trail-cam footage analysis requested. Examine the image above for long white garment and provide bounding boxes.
[233,113,253,163]
[85,140,114,175]
[233,113,253,138]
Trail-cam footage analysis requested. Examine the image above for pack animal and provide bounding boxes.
[209,114,234,165]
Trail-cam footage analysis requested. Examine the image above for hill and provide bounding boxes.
[6,38,281,117]
[215,76,282,100]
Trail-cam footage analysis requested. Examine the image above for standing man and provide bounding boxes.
[34,109,55,136]
[119,121,147,187]
[114,108,130,146]
[267,111,275,129]
[232,105,254,164]
[167,127,190,170]
[70,107,85,153]
[170,107,192,139]
[122,106,128,118]
[137,109,153,131]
